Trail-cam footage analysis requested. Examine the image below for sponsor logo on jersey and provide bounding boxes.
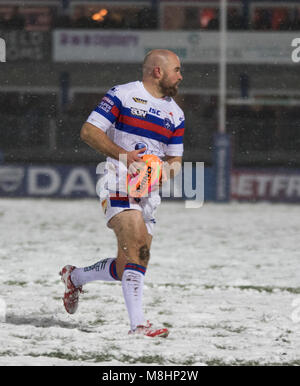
[132,97,147,104]
[149,107,161,116]
[102,96,114,106]
[135,142,147,153]
[130,107,147,118]
[98,100,113,113]
[164,117,173,130]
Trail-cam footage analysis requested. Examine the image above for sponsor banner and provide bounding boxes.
[53,30,298,64]
[0,165,96,198]
[0,164,214,201]
[2,164,300,202]
[231,169,300,202]
[0,31,50,62]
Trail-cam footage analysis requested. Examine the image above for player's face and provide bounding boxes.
[159,56,183,97]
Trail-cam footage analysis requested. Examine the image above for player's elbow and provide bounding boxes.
[80,123,91,143]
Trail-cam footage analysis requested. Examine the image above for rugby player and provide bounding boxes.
[60,49,184,338]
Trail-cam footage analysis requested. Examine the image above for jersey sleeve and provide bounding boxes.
[86,87,122,132]
[165,116,185,157]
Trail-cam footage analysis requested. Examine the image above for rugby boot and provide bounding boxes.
[59,265,83,314]
[129,320,169,338]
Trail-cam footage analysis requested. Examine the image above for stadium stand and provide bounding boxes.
[0,0,300,167]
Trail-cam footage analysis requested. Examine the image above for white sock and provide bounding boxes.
[122,263,146,331]
[71,258,120,287]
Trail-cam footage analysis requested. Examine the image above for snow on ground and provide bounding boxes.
[0,198,300,366]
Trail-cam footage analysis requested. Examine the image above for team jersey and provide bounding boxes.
[86,81,185,161]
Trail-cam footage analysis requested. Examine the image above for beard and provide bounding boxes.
[159,75,180,97]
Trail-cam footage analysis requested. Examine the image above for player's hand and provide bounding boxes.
[126,148,146,175]
[160,162,169,186]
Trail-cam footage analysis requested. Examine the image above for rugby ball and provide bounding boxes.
[127,154,162,198]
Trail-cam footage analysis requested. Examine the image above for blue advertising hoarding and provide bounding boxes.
[0,164,215,201]
[2,164,300,202]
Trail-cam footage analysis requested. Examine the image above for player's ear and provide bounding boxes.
[153,66,162,79]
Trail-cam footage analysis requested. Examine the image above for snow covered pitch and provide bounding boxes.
[0,199,299,366]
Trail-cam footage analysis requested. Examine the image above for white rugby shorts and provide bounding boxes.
[97,167,161,235]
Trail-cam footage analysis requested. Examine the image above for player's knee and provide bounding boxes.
[138,244,150,264]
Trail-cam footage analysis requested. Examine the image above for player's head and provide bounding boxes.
[142,49,183,97]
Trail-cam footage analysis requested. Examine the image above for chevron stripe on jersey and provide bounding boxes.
[116,108,174,144]
[168,121,184,144]
[94,93,122,123]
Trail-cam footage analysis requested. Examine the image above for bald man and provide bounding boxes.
[60,49,185,338]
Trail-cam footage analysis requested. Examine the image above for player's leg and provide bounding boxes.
[66,207,152,288]
[59,207,150,315]
[60,256,121,314]
[69,256,120,287]
[59,193,146,315]
[108,209,155,333]
[109,210,168,337]
[109,209,152,280]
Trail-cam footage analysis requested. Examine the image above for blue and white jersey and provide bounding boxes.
[86,81,185,161]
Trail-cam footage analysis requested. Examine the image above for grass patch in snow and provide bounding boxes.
[203,284,300,294]
[196,324,246,334]
[26,351,167,365]
[205,358,300,366]
[4,281,27,287]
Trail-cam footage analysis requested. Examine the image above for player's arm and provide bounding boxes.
[80,122,145,167]
[161,155,182,182]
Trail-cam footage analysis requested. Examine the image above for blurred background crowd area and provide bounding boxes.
[0,0,300,168]
[1,1,300,31]
[1,88,299,166]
